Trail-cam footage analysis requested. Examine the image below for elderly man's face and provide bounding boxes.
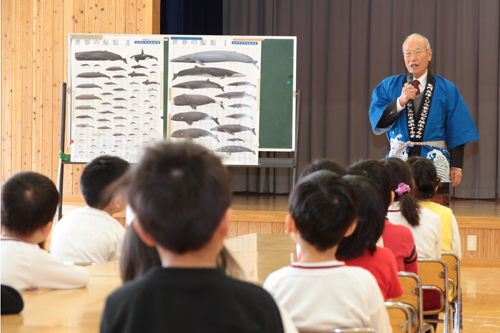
[403,37,432,79]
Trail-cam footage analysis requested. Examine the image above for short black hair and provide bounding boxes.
[289,170,357,252]
[348,159,392,212]
[301,159,347,178]
[336,175,386,260]
[129,141,231,254]
[407,156,440,199]
[1,172,59,236]
[80,155,130,209]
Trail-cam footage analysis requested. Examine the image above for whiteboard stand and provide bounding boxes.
[228,89,301,186]
[56,87,301,221]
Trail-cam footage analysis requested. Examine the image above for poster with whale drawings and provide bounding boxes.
[168,36,261,165]
[69,34,164,163]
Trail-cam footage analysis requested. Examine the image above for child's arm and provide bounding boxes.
[366,276,392,333]
[108,227,126,262]
[32,248,90,289]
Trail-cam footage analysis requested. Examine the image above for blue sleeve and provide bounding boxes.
[369,75,404,135]
[444,80,480,150]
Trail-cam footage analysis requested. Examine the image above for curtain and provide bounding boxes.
[223,0,499,199]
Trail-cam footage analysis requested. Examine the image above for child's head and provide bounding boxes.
[129,141,231,254]
[1,172,59,237]
[347,159,393,212]
[407,156,440,199]
[120,224,243,283]
[80,155,130,209]
[288,170,357,252]
[382,157,420,227]
[301,159,347,178]
[336,175,386,260]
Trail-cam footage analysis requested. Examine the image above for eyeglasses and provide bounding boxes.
[403,50,427,58]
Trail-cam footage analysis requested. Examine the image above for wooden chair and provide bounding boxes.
[441,251,462,333]
[417,258,451,333]
[392,272,434,333]
[385,301,414,332]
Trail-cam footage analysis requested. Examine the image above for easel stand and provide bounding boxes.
[56,86,301,221]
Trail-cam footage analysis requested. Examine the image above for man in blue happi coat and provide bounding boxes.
[369,33,479,192]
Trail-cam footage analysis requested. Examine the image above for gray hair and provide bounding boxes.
[402,33,431,52]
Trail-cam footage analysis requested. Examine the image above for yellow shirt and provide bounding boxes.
[419,201,453,252]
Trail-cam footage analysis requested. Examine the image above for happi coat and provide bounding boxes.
[369,72,479,182]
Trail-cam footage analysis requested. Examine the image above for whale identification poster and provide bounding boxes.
[168,36,261,165]
[69,34,164,163]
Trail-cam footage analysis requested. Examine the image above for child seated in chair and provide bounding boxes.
[408,156,461,259]
[100,141,297,333]
[1,172,90,291]
[51,155,129,264]
[263,170,391,332]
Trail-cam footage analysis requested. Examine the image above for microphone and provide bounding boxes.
[406,72,414,109]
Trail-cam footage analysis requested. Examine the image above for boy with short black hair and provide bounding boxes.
[50,155,129,264]
[100,141,297,333]
[1,172,89,291]
[263,170,391,332]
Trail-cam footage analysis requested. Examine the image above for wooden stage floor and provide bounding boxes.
[232,193,500,218]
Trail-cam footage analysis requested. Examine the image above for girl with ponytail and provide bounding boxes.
[382,158,442,259]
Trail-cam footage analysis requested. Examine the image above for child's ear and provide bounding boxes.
[285,214,300,243]
[112,194,128,212]
[41,221,53,238]
[134,220,156,247]
[344,219,357,237]
[390,191,395,206]
[217,208,232,238]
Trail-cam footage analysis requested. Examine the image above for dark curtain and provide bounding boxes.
[161,0,223,35]
[223,0,500,199]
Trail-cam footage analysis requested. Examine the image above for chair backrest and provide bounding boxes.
[392,272,421,333]
[385,301,413,332]
[417,258,448,316]
[441,251,460,303]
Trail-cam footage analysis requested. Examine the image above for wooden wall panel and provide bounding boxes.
[1,0,161,189]
[32,0,44,174]
[42,0,54,179]
[52,0,64,183]
[2,0,14,179]
[11,1,22,174]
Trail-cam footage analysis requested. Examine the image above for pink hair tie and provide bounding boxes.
[395,183,411,196]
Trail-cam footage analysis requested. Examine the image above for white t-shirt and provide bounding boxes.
[263,260,392,333]
[1,236,90,291]
[388,202,442,258]
[50,206,125,264]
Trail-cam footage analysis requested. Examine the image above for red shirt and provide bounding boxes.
[382,219,419,274]
[343,246,403,301]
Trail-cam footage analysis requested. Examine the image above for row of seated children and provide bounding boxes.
[0,155,130,314]
[277,156,461,331]
[1,143,298,332]
[1,141,459,332]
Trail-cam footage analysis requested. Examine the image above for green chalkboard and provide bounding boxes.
[164,37,296,151]
[259,39,295,150]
